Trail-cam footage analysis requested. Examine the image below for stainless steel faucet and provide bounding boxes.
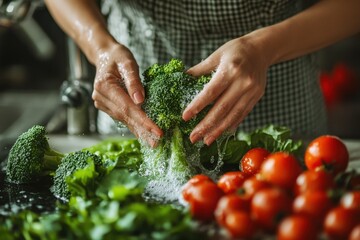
[61,38,95,135]
[1,0,95,134]
[0,0,55,60]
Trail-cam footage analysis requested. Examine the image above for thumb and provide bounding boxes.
[187,52,220,77]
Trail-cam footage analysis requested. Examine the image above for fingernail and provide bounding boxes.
[151,128,163,138]
[133,91,144,104]
[190,132,200,144]
[182,109,192,122]
[205,136,215,146]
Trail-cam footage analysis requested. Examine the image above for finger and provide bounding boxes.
[228,101,255,133]
[190,84,246,142]
[117,60,145,105]
[203,94,258,145]
[186,51,220,77]
[182,65,230,121]
[190,87,242,142]
[93,80,163,143]
[94,89,163,147]
[190,87,254,144]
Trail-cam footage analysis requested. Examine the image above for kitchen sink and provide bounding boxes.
[0,90,60,158]
[0,90,59,139]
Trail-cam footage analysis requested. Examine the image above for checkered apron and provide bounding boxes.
[98,0,327,138]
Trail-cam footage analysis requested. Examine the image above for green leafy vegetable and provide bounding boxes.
[0,170,204,240]
[238,125,302,154]
[84,138,142,170]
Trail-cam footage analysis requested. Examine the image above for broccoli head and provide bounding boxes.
[143,58,211,135]
[139,59,213,199]
[52,150,105,200]
[6,125,64,184]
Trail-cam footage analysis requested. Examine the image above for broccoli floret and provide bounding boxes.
[6,125,64,184]
[52,150,105,200]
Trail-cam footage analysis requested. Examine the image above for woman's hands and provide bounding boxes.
[183,37,270,146]
[92,43,163,147]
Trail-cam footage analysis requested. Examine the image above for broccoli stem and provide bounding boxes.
[43,149,64,170]
[168,126,192,181]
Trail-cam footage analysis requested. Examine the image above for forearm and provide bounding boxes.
[248,0,360,65]
[44,0,117,64]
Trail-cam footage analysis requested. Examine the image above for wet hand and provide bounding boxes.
[92,44,163,147]
[183,38,269,145]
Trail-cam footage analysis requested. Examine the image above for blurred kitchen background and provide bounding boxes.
[1,1,360,144]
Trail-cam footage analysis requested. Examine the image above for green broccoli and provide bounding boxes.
[139,59,212,186]
[6,125,64,184]
[51,150,105,200]
[142,59,210,134]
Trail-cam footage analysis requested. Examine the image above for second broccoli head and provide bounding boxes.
[6,125,64,184]
[52,150,105,200]
[142,59,211,135]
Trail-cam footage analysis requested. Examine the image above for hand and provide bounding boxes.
[183,37,269,146]
[91,43,163,147]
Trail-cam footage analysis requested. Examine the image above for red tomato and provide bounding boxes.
[277,215,319,240]
[188,181,224,222]
[324,207,360,240]
[293,191,335,226]
[349,224,360,240]
[305,135,349,175]
[260,152,302,189]
[182,174,212,202]
[340,191,360,211]
[242,175,271,198]
[294,170,335,195]
[224,211,256,239]
[240,147,270,176]
[320,72,341,106]
[217,171,247,194]
[215,194,251,226]
[251,188,292,232]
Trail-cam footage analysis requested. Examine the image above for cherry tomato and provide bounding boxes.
[349,224,360,240]
[340,191,360,211]
[188,181,224,222]
[251,188,292,232]
[182,174,212,202]
[224,211,256,239]
[240,147,270,176]
[260,152,302,189]
[215,194,251,226]
[277,215,318,240]
[294,170,335,195]
[305,135,349,175]
[324,207,360,240]
[242,175,271,198]
[217,171,247,194]
[293,191,335,226]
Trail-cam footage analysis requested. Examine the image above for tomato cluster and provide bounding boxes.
[182,135,360,239]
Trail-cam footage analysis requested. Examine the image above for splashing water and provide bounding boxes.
[138,130,230,203]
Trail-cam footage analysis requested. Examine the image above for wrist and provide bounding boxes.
[76,22,118,65]
[242,23,290,67]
